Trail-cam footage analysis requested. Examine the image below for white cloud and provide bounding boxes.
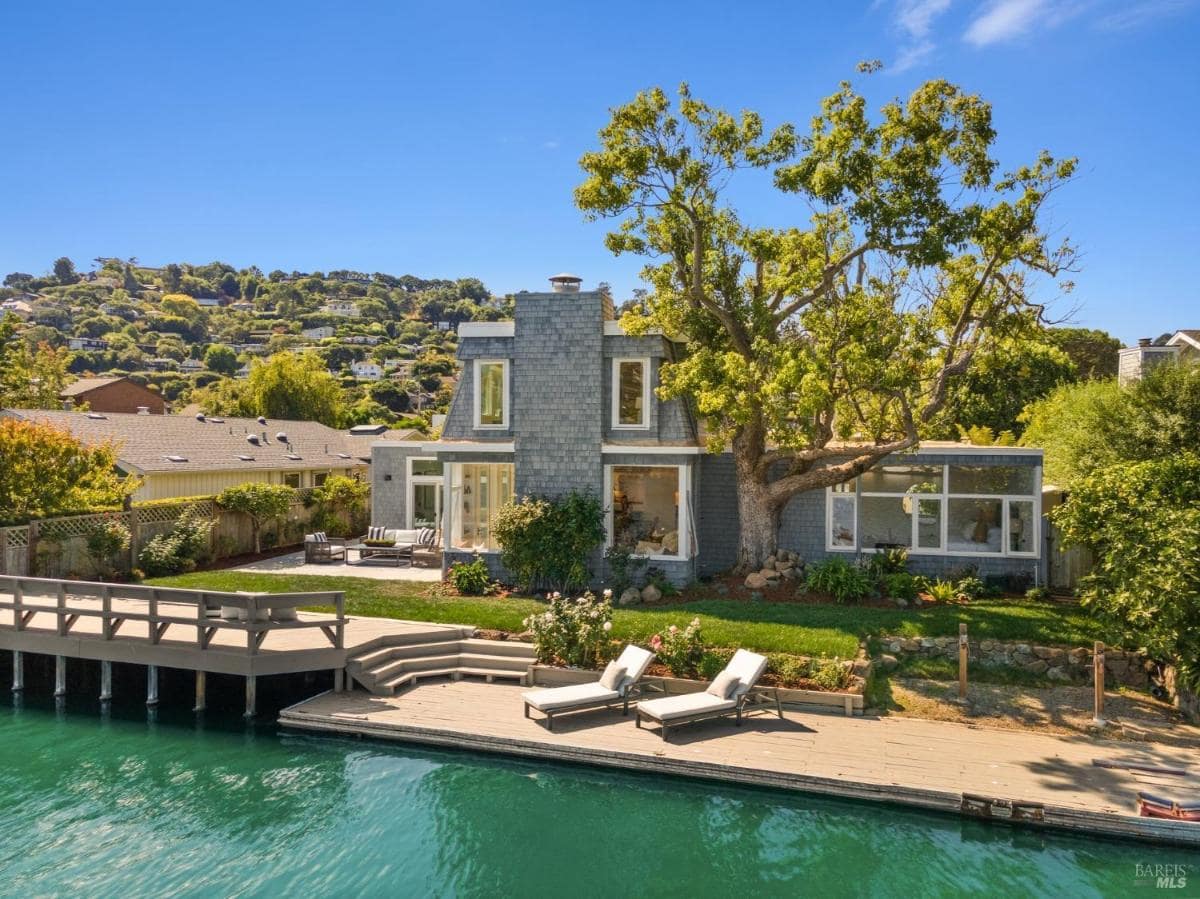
[1096,0,1194,31]
[890,0,953,71]
[963,0,1047,45]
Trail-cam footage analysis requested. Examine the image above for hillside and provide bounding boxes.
[1,257,514,428]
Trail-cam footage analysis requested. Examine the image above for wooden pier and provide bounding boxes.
[0,576,470,715]
[281,679,1200,847]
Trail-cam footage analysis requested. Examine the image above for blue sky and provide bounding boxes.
[1,0,1196,342]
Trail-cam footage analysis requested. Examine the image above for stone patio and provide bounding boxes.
[230,550,443,582]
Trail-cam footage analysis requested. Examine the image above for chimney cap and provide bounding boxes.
[1138,337,1152,347]
[549,272,583,293]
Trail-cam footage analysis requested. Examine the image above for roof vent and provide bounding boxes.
[275,432,288,444]
[236,454,255,462]
[164,454,188,463]
[549,272,582,293]
[86,412,107,420]
[137,406,150,415]
[246,434,261,446]
[208,417,224,424]
[195,413,206,422]
[348,423,388,436]
[337,452,352,459]
[285,453,302,461]
[257,416,268,425]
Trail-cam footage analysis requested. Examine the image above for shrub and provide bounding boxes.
[494,492,605,593]
[311,475,369,537]
[136,506,213,577]
[643,566,677,597]
[698,648,733,680]
[922,578,959,603]
[955,575,986,601]
[812,658,849,691]
[217,483,295,553]
[650,618,706,678]
[866,548,909,580]
[523,591,613,667]
[882,572,919,602]
[1025,586,1050,602]
[805,557,873,603]
[449,555,493,596]
[604,544,647,595]
[85,518,131,578]
[766,653,849,691]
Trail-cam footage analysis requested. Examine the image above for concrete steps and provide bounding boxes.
[347,633,536,696]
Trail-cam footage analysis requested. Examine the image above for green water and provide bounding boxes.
[1,699,1197,898]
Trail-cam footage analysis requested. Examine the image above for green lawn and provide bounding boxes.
[151,571,1111,660]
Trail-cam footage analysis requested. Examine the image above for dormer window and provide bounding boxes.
[612,358,650,429]
[474,359,509,429]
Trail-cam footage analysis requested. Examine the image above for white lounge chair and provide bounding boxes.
[635,649,781,741]
[522,645,656,731]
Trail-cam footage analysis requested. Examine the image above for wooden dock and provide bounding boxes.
[0,575,471,714]
[280,679,1200,847]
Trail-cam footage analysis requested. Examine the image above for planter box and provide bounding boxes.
[528,664,864,716]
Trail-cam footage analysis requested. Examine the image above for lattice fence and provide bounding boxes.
[0,527,30,576]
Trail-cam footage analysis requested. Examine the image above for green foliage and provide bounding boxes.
[84,518,131,578]
[493,492,605,593]
[955,576,986,601]
[523,591,613,667]
[882,572,919,602]
[1054,455,1200,685]
[216,482,294,553]
[922,579,960,603]
[643,566,678,597]
[0,418,138,524]
[136,507,213,577]
[244,352,345,426]
[1046,327,1122,380]
[448,555,494,596]
[649,617,707,678]
[805,557,873,603]
[203,343,239,376]
[574,76,1076,566]
[604,544,647,595]
[310,475,369,537]
[865,548,908,580]
[766,652,849,690]
[1025,586,1050,602]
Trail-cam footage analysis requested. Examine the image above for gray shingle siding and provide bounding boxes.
[441,358,514,441]
[601,336,698,445]
[371,444,427,528]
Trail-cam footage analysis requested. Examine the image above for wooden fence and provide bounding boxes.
[0,488,362,579]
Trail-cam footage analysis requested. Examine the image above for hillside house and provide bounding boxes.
[60,377,167,415]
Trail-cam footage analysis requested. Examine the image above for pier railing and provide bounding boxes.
[0,575,345,656]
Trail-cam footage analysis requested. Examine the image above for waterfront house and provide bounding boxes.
[1,409,382,501]
[372,275,1047,585]
[1117,329,1197,384]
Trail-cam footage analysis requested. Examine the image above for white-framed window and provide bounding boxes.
[611,357,650,429]
[605,464,691,560]
[407,457,444,530]
[473,359,509,429]
[282,472,302,489]
[826,462,1040,558]
[447,462,514,552]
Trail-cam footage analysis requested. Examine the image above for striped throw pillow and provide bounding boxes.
[367,525,387,541]
[312,532,328,543]
[418,527,435,546]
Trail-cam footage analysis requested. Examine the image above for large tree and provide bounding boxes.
[576,76,1076,568]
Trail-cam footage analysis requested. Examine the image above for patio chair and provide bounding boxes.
[522,645,656,731]
[304,532,347,564]
[1136,792,1200,821]
[635,649,780,742]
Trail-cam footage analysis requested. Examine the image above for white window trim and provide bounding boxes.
[611,357,651,430]
[604,463,692,562]
[824,464,1041,558]
[472,359,509,430]
[406,456,444,530]
[445,461,514,554]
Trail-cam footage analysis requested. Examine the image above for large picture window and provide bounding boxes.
[449,462,514,551]
[826,461,1040,557]
[612,358,650,428]
[609,465,687,558]
[474,360,508,429]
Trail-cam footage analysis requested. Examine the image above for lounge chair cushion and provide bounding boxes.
[598,662,626,691]
[724,649,769,697]
[612,645,655,689]
[522,682,619,712]
[638,691,737,722]
[707,670,739,699]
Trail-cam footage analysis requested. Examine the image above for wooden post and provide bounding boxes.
[193,670,206,712]
[1093,641,1106,725]
[11,650,23,692]
[100,661,112,702]
[958,623,969,702]
[55,655,67,697]
[127,507,139,575]
[27,521,39,577]
[334,668,345,693]
[146,665,159,706]
[245,675,257,718]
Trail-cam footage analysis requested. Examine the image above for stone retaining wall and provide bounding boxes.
[881,635,1153,689]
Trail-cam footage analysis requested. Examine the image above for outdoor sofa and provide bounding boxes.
[522,644,656,731]
[635,649,781,741]
[304,532,348,563]
[354,526,439,566]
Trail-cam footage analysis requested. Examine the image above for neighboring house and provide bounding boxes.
[180,358,205,372]
[322,300,361,317]
[372,274,1047,585]
[60,377,168,415]
[1,409,386,502]
[351,361,383,380]
[194,296,222,308]
[343,334,382,345]
[0,299,34,320]
[230,301,254,312]
[67,337,109,352]
[302,326,335,340]
[1118,329,1198,384]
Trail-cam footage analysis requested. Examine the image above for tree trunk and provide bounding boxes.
[732,433,780,573]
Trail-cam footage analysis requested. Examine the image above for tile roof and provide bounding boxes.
[2,409,393,474]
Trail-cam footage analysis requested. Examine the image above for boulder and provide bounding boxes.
[1068,647,1088,665]
[744,572,769,590]
[893,597,908,608]
[878,653,899,672]
[764,555,777,569]
[780,567,798,580]
[761,567,781,582]
[1032,646,1056,660]
[1023,659,1049,674]
[1046,666,1071,681]
[618,588,642,606]
[641,584,662,604]
[775,559,794,571]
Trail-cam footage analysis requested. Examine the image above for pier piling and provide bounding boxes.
[245,675,257,718]
[100,661,112,702]
[11,650,23,692]
[54,655,66,697]
[193,671,206,712]
[146,665,159,706]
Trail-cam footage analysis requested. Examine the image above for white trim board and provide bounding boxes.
[610,357,651,430]
[602,444,702,455]
[458,322,514,338]
[423,441,515,453]
[472,358,510,430]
